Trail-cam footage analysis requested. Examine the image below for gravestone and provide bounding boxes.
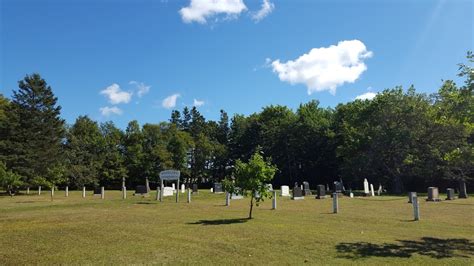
[334,181,343,193]
[426,187,441,202]
[446,188,455,200]
[145,177,150,193]
[302,181,311,196]
[370,184,375,197]
[363,178,370,195]
[408,192,417,203]
[93,187,102,195]
[181,184,185,193]
[210,188,213,193]
[163,187,174,197]
[281,185,290,197]
[316,184,327,199]
[377,184,382,196]
[231,187,243,199]
[134,185,148,196]
[213,183,223,193]
[459,181,468,198]
[292,187,304,200]
[192,184,198,193]
[171,183,176,191]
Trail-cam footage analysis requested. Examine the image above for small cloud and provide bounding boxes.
[355,92,377,101]
[100,83,132,104]
[193,99,205,107]
[100,106,123,116]
[179,0,247,24]
[251,0,274,22]
[271,40,373,95]
[129,81,151,97]
[162,93,180,109]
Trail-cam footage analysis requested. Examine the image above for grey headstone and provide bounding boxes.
[426,187,441,202]
[446,188,455,200]
[302,181,311,196]
[135,185,148,195]
[459,181,468,198]
[192,184,198,193]
[408,192,417,203]
[93,187,102,195]
[334,181,343,193]
[316,184,327,199]
[292,187,304,200]
[213,183,223,193]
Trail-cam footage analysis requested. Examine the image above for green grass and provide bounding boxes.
[1,190,473,265]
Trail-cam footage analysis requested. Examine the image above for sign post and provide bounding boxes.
[159,170,181,203]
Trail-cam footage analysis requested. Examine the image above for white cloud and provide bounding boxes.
[179,0,247,24]
[271,40,373,95]
[100,83,132,104]
[129,81,151,97]
[252,0,274,22]
[193,99,205,107]
[100,106,123,116]
[162,94,180,109]
[355,92,377,101]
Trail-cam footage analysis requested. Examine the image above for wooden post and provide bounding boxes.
[272,190,277,210]
[333,193,339,214]
[187,188,191,203]
[122,186,127,199]
[176,179,180,203]
[65,186,69,197]
[412,196,420,221]
[101,187,105,199]
[82,186,86,198]
[226,192,230,206]
[160,179,163,202]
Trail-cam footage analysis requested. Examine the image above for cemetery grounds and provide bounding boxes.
[0,190,473,265]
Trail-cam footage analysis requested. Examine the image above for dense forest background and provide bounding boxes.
[0,53,472,193]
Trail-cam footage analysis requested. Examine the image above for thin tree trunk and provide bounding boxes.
[248,195,254,219]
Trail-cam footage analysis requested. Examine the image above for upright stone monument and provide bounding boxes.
[370,184,375,197]
[292,187,304,200]
[213,183,223,193]
[426,187,441,202]
[280,185,290,197]
[377,184,382,196]
[192,184,198,193]
[93,187,102,196]
[316,184,327,199]
[145,177,150,193]
[446,188,455,200]
[134,185,148,196]
[458,181,468,199]
[181,184,185,193]
[408,192,417,203]
[302,181,311,196]
[363,178,370,196]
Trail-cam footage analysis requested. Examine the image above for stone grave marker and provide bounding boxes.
[281,185,290,197]
[426,187,441,202]
[377,184,382,196]
[93,187,102,196]
[334,181,343,193]
[316,184,327,199]
[181,184,185,193]
[292,187,304,200]
[459,181,468,198]
[363,178,370,195]
[213,183,223,193]
[408,192,417,203]
[163,187,174,197]
[446,188,455,200]
[192,184,198,193]
[134,185,148,196]
[370,184,375,197]
[302,181,311,196]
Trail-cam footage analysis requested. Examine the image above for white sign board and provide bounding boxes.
[160,170,180,180]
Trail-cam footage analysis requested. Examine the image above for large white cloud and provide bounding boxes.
[100,83,132,104]
[252,0,274,22]
[193,99,205,107]
[100,106,123,116]
[162,94,180,109]
[355,92,377,100]
[179,0,247,24]
[271,40,373,95]
[129,81,150,98]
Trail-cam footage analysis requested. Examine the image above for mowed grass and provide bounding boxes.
[0,190,473,265]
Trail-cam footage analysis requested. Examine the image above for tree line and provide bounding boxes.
[0,53,472,194]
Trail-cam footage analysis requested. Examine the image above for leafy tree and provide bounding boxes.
[99,122,127,188]
[223,149,277,219]
[124,120,145,186]
[2,74,65,187]
[0,161,23,196]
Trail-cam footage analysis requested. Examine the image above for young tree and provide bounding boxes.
[224,150,277,219]
[0,161,23,196]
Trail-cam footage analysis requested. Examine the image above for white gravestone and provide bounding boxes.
[370,184,375,197]
[363,179,369,195]
[172,183,176,191]
[280,186,290,197]
[163,187,174,197]
[210,188,214,193]
[181,184,185,193]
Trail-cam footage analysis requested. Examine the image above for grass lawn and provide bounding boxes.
[0,190,473,265]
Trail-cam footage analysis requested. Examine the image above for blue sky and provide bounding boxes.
[1,0,472,128]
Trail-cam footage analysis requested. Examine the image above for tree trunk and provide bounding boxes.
[248,195,254,219]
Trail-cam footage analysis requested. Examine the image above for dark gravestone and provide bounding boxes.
[334,181,343,193]
[408,192,417,203]
[302,181,311,196]
[192,184,198,193]
[316,184,327,199]
[427,187,441,202]
[446,188,455,200]
[93,187,102,195]
[213,183,223,193]
[135,185,148,195]
[459,181,468,198]
[292,187,304,200]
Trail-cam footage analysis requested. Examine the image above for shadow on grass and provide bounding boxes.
[336,237,474,259]
[187,218,250,226]
[135,202,156,205]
